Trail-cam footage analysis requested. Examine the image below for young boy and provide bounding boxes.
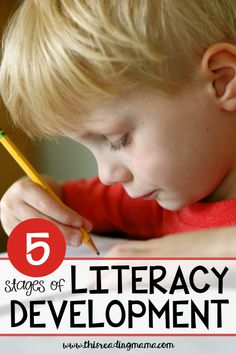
[1,0,236,257]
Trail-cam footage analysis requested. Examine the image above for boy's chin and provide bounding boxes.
[155,196,190,211]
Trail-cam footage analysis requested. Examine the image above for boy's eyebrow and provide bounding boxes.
[79,129,93,138]
[79,126,120,138]
[75,125,104,139]
[78,115,129,138]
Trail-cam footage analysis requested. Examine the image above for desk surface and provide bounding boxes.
[66,234,125,257]
[0,234,125,258]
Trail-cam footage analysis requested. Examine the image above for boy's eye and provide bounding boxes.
[108,134,128,152]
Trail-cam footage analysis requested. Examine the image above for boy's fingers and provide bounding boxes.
[81,217,93,232]
[17,180,84,228]
[13,201,83,247]
[2,201,83,247]
[0,211,20,236]
[1,179,93,247]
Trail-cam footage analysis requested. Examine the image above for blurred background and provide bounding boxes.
[0,0,97,252]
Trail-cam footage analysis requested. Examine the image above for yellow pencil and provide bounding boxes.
[0,128,99,255]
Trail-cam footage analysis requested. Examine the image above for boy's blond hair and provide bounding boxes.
[1,0,236,138]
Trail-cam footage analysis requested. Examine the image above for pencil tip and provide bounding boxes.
[97,251,100,255]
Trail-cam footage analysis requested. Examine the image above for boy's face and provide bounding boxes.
[68,84,232,211]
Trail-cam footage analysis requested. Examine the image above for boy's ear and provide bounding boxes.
[201,43,236,111]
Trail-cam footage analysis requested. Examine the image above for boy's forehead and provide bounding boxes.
[82,86,147,117]
[88,94,131,116]
[78,114,128,137]
[77,96,132,133]
[73,86,156,136]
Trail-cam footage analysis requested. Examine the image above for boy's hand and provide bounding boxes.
[0,177,93,247]
[106,227,236,257]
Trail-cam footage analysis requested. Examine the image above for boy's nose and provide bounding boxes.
[98,160,132,186]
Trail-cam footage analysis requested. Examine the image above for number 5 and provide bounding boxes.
[26,233,50,266]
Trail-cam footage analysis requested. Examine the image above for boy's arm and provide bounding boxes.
[62,177,236,256]
[106,226,236,257]
[62,177,163,238]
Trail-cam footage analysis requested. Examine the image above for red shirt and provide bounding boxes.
[62,177,236,239]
